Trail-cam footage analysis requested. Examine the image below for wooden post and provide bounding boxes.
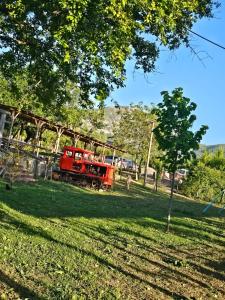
[90,142,94,151]
[101,146,106,163]
[0,111,7,140]
[144,121,154,187]
[73,134,80,147]
[94,145,98,154]
[102,146,106,155]
[7,110,20,149]
[33,120,45,178]
[54,127,64,153]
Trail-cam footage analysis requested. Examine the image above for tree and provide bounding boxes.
[0,1,219,106]
[153,88,208,231]
[113,103,155,179]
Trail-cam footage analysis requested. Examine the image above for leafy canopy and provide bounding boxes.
[113,103,155,161]
[0,72,101,135]
[154,88,208,173]
[0,0,219,106]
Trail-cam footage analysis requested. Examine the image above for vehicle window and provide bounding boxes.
[75,152,83,160]
[66,151,73,157]
[105,156,113,159]
[84,153,89,160]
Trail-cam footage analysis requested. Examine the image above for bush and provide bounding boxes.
[181,163,225,201]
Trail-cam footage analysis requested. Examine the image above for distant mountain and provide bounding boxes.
[101,106,122,137]
[197,144,225,156]
[102,107,225,156]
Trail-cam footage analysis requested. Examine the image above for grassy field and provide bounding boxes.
[0,179,224,300]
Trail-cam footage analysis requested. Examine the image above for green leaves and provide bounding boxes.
[113,103,155,162]
[0,0,218,106]
[182,163,225,201]
[154,88,208,173]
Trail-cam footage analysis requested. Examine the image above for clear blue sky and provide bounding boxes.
[108,3,225,146]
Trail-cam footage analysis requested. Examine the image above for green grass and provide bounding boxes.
[0,180,224,300]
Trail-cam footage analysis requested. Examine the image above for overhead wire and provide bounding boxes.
[189,29,225,51]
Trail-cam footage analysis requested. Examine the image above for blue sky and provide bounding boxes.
[108,3,225,146]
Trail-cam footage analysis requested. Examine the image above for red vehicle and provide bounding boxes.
[55,146,115,189]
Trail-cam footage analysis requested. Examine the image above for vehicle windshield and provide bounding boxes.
[75,152,83,160]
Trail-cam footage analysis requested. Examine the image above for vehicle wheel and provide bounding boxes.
[91,179,100,189]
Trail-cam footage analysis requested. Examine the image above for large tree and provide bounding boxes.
[154,88,208,231]
[0,0,219,106]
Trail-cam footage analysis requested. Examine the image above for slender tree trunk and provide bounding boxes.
[155,174,158,192]
[166,172,175,232]
[120,157,123,180]
[138,158,143,180]
[135,155,138,181]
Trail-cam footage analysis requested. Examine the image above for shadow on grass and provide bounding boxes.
[0,212,195,300]
[1,180,224,248]
[1,211,225,299]
[72,219,225,285]
[0,269,43,300]
[1,185,225,299]
[207,259,225,273]
[73,224,225,291]
[0,180,223,220]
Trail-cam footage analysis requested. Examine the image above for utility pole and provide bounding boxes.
[144,121,154,187]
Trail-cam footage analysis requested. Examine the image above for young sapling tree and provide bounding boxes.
[154,88,208,231]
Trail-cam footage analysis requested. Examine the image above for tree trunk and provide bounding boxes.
[135,155,138,181]
[138,158,143,180]
[120,157,123,180]
[166,172,175,232]
[155,174,158,192]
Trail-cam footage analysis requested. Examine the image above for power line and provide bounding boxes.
[189,29,225,51]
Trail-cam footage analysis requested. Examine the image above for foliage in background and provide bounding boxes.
[0,0,219,106]
[113,103,156,175]
[201,148,225,171]
[181,163,225,201]
[182,148,225,201]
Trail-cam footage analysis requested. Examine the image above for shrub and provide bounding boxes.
[181,163,225,201]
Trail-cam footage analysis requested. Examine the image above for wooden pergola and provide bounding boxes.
[0,103,125,157]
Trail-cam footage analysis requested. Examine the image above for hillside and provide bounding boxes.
[102,106,121,137]
[197,144,225,156]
